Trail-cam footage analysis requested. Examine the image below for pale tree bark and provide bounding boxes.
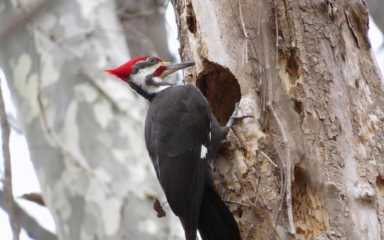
[0,67,20,240]
[0,0,181,239]
[116,0,174,61]
[172,0,384,239]
[0,189,57,240]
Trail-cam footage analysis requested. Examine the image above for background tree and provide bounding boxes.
[0,0,182,239]
[0,0,383,239]
[367,0,384,37]
[171,0,384,239]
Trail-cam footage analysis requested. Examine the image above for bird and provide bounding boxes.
[106,56,241,240]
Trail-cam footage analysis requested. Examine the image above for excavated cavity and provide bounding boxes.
[293,99,303,115]
[186,3,197,34]
[292,166,328,239]
[376,176,384,197]
[196,60,241,125]
[286,47,301,81]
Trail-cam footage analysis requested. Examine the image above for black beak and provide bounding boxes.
[166,61,195,71]
[162,61,195,77]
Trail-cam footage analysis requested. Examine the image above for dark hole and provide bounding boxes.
[235,207,243,218]
[186,3,197,34]
[286,47,301,81]
[377,176,384,186]
[293,166,309,187]
[293,99,303,114]
[196,59,241,125]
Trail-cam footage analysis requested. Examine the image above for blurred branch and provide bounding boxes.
[7,114,23,134]
[0,75,20,239]
[117,0,168,19]
[367,0,384,35]
[0,0,53,39]
[0,189,57,240]
[119,8,164,20]
[0,74,54,240]
[116,0,174,60]
[20,193,46,207]
[78,70,126,113]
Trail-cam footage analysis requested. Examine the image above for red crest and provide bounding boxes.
[105,56,148,79]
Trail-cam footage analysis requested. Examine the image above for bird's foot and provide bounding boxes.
[225,102,253,129]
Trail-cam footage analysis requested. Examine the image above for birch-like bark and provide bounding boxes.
[116,0,174,61]
[172,0,384,239]
[0,0,181,239]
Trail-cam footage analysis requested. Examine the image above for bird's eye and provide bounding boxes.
[148,57,159,64]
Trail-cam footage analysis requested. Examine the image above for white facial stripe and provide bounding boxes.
[201,145,208,159]
[208,131,211,141]
[130,63,170,94]
[130,63,159,86]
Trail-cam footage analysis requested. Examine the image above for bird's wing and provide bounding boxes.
[144,85,210,218]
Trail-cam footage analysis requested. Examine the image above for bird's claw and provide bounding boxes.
[225,102,253,129]
[225,103,240,128]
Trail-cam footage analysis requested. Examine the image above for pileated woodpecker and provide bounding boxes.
[106,56,241,240]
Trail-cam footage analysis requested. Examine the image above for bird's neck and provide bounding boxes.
[128,82,155,100]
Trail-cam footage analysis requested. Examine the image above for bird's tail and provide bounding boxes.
[198,185,241,240]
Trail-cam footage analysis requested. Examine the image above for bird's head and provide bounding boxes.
[106,56,194,99]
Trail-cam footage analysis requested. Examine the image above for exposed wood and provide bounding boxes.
[0,0,182,239]
[171,0,384,239]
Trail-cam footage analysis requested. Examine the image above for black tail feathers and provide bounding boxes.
[198,185,241,240]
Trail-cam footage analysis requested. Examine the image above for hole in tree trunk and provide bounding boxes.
[293,99,303,114]
[292,166,328,239]
[196,59,241,125]
[186,3,197,34]
[376,176,384,197]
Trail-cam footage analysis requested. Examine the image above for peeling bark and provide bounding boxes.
[172,0,384,239]
[0,0,181,239]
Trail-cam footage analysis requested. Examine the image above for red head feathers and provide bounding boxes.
[105,56,148,79]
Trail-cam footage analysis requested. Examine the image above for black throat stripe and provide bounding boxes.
[128,82,156,101]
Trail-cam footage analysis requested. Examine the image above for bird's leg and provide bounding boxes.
[208,102,244,148]
[225,102,253,129]
[225,102,240,129]
[206,103,240,161]
[206,113,227,162]
[207,102,253,163]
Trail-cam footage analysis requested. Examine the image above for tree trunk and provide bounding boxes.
[171,0,384,239]
[116,0,174,61]
[0,0,181,239]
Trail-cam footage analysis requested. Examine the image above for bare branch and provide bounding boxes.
[0,0,53,39]
[20,193,45,207]
[78,70,126,113]
[6,114,23,134]
[0,189,57,240]
[0,76,53,240]
[0,75,20,239]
